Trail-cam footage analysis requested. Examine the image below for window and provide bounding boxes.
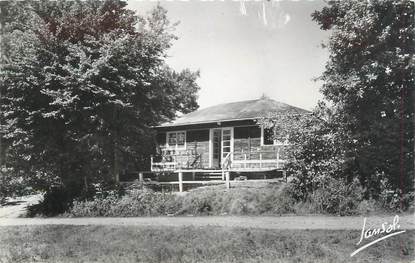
[166,131,186,149]
[262,127,275,146]
[261,127,289,146]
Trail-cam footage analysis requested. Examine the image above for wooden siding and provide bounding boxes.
[233,126,288,159]
[233,126,288,169]
[156,129,209,169]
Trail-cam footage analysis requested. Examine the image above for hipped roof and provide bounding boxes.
[157,97,309,127]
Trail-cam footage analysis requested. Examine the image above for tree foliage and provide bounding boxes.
[1,0,200,199]
[258,103,350,200]
[312,0,414,197]
[260,0,414,209]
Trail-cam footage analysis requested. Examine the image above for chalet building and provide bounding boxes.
[151,97,308,175]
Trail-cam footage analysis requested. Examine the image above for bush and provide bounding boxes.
[176,184,296,215]
[65,183,298,217]
[67,189,177,217]
[65,179,394,217]
[0,166,34,204]
[284,174,367,215]
[307,178,364,215]
[28,182,128,216]
[378,188,415,212]
[41,187,74,215]
[357,199,378,215]
[270,183,297,214]
[27,186,75,217]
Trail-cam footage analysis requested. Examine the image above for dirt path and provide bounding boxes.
[0,194,42,218]
[0,214,413,230]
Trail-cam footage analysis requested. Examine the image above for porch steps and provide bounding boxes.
[195,172,223,180]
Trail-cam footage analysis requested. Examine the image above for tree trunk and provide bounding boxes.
[113,133,120,183]
[112,107,120,184]
[0,4,4,167]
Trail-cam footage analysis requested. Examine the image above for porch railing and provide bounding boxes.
[222,152,233,170]
[151,148,202,171]
[151,149,286,172]
[221,151,233,183]
[151,156,177,172]
[232,152,286,169]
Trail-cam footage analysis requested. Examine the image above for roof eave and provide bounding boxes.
[153,117,257,128]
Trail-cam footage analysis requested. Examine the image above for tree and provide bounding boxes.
[258,103,345,195]
[311,0,414,198]
[1,0,200,202]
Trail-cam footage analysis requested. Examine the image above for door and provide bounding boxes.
[211,129,221,168]
[221,128,233,167]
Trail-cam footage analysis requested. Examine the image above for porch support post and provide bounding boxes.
[283,170,287,182]
[259,153,262,168]
[222,170,225,180]
[178,171,183,192]
[225,171,230,189]
[192,172,196,181]
[276,148,280,169]
[139,172,143,182]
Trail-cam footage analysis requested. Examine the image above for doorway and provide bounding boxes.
[210,127,233,168]
[211,129,221,168]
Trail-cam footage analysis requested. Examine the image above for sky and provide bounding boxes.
[128,1,331,111]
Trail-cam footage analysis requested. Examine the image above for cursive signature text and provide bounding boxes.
[351,215,406,257]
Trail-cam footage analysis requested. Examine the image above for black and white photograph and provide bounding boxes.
[0,0,414,262]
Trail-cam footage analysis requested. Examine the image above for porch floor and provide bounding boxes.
[173,168,283,173]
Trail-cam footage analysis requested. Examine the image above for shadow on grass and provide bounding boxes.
[1,200,25,207]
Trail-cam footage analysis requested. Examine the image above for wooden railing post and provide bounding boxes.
[150,156,154,171]
[139,172,143,182]
[178,171,183,193]
[259,153,262,168]
[244,154,247,169]
[139,172,144,189]
[276,148,280,169]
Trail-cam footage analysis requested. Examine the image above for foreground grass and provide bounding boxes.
[0,225,413,263]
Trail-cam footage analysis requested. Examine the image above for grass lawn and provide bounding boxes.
[0,225,413,263]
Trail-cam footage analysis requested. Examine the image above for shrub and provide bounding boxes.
[66,183,298,217]
[177,185,294,215]
[66,179,382,217]
[378,188,415,212]
[270,183,297,214]
[292,201,318,215]
[27,186,73,217]
[357,199,378,215]
[28,182,124,216]
[67,189,177,217]
[283,174,366,215]
[0,166,33,204]
[306,178,364,215]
